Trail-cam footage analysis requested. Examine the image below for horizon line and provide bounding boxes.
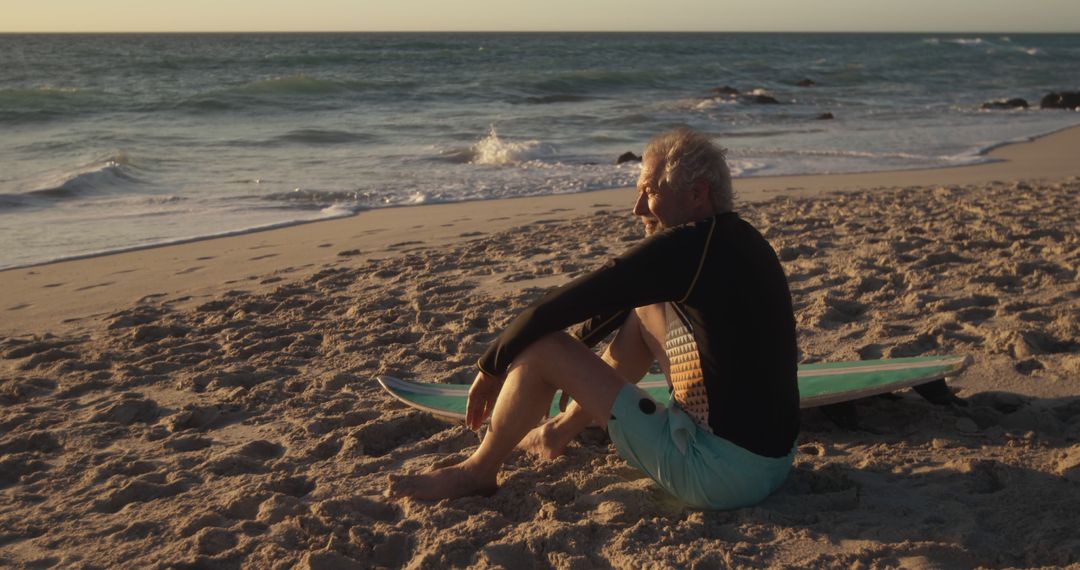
[2,29,1079,35]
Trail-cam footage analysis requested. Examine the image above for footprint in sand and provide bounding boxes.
[7,303,31,311]
[137,293,167,304]
[42,282,64,288]
[951,458,1012,494]
[191,527,239,556]
[0,453,50,487]
[163,434,213,452]
[776,464,860,509]
[92,478,190,514]
[202,440,285,476]
[387,240,425,250]
[937,294,998,311]
[175,266,204,275]
[271,475,316,498]
[88,395,160,425]
[856,343,884,359]
[196,255,216,261]
[249,254,279,261]
[956,307,995,324]
[1015,359,1045,375]
[317,243,333,248]
[75,281,114,292]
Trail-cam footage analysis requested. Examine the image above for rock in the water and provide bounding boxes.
[816,112,835,120]
[796,78,816,87]
[1040,91,1080,110]
[747,94,779,104]
[981,98,1029,110]
[710,85,740,95]
[616,151,642,165]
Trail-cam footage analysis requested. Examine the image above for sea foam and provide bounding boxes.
[469,126,555,166]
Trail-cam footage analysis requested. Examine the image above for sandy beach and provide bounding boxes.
[2,125,1079,568]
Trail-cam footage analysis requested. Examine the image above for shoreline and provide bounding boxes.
[6,120,1079,274]
[2,122,1080,337]
[6,120,1080,275]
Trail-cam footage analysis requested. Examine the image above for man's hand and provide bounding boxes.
[466,370,504,431]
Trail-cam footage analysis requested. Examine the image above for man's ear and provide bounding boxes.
[690,178,710,207]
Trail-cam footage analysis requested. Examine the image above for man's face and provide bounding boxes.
[633,155,698,236]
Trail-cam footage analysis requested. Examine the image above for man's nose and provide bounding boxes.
[632,191,647,216]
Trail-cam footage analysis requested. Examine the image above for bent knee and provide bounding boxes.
[508,332,592,373]
[518,332,578,361]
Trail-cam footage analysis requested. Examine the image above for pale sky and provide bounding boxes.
[2,0,1079,33]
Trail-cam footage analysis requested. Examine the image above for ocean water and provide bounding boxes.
[2,32,1079,269]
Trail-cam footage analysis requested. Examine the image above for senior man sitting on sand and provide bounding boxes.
[388,127,799,509]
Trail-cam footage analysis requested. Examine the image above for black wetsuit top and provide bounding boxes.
[478,212,799,458]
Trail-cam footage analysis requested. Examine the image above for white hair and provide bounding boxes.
[643,128,734,213]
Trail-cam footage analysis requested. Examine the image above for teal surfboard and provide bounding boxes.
[377,354,971,422]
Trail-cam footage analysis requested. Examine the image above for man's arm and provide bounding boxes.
[574,309,632,349]
[478,218,715,377]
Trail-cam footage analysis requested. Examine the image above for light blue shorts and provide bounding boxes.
[607,383,794,510]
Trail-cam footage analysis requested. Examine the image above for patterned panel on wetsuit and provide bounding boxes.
[664,303,712,432]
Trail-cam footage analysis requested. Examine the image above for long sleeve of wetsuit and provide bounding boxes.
[573,309,632,348]
[477,217,717,376]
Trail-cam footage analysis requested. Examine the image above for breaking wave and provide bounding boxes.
[0,154,144,208]
[439,126,558,165]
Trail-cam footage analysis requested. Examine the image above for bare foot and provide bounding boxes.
[517,420,569,460]
[386,463,497,501]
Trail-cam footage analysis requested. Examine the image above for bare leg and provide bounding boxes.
[519,307,666,460]
[516,400,594,460]
[386,332,630,500]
